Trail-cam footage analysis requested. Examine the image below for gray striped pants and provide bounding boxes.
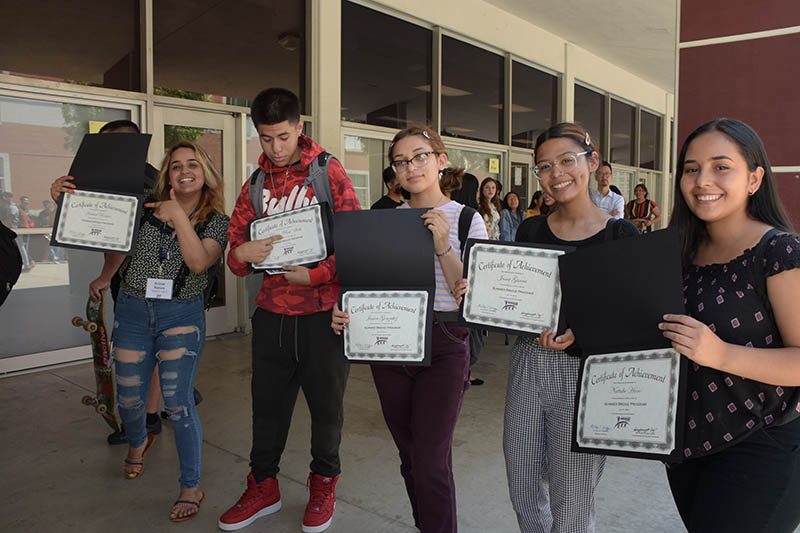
[503,337,606,533]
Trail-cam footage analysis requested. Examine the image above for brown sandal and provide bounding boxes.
[169,492,204,522]
[123,433,156,479]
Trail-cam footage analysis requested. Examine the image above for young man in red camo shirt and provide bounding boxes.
[219,88,360,533]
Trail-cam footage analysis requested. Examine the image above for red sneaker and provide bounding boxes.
[218,473,281,531]
[302,473,338,533]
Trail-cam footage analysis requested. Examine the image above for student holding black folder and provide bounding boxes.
[504,123,638,532]
[659,119,800,532]
[333,125,487,533]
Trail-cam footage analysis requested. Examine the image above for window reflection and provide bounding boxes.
[574,85,606,158]
[511,62,558,149]
[341,2,431,128]
[640,110,662,170]
[610,99,636,167]
[342,135,392,208]
[442,36,504,144]
[0,0,141,91]
[154,0,306,110]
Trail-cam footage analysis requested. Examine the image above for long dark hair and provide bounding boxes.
[502,192,524,219]
[669,118,793,266]
[478,177,502,219]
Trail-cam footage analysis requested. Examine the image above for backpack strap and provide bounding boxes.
[304,152,335,213]
[458,206,477,258]
[248,168,266,218]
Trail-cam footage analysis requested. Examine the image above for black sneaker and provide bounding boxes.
[147,413,162,435]
[107,428,127,445]
[470,378,485,386]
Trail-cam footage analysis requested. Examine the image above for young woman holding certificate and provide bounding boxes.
[110,141,229,522]
[505,123,638,532]
[332,125,487,533]
[659,119,800,532]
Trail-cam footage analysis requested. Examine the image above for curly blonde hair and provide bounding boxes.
[154,141,225,227]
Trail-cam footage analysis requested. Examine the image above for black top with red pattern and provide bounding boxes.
[681,230,800,460]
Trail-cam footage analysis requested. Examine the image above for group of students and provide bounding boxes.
[48,85,800,533]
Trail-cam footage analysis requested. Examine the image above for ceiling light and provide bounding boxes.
[415,84,472,97]
[277,32,301,52]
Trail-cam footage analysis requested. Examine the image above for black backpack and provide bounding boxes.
[0,220,23,307]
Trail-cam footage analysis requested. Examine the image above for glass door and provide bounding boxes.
[153,106,237,336]
[510,152,533,212]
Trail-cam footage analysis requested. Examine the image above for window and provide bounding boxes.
[442,36,504,144]
[574,85,606,158]
[639,110,662,170]
[0,0,141,91]
[511,62,558,149]
[0,153,9,193]
[342,135,392,209]
[341,2,431,128]
[610,99,636,167]
[154,1,306,110]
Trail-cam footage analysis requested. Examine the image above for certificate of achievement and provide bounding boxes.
[575,348,682,456]
[342,290,428,363]
[249,204,328,272]
[52,189,140,253]
[462,242,564,335]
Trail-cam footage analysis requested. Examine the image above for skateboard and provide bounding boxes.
[72,292,122,434]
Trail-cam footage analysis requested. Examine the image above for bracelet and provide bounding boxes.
[435,245,452,257]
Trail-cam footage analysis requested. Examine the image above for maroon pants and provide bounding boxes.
[371,321,471,533]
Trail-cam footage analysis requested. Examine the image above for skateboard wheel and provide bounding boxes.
[81,395,93,406]
[72,317,82,327]
[87,322,98,333]
[96,404,108,415]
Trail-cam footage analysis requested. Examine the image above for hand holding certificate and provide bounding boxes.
[247,203,333,274]
[51,133,150,254]
[460,240,570,336]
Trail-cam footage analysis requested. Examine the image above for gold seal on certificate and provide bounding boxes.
[249,204,329,272]
[52,189,140,253]
[462,242,565,334]
[575,348,682,456]
[342,291,428,363]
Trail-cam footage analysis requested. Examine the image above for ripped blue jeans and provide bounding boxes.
[113,289,205,489]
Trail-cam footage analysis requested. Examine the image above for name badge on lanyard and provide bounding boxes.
[148,221,177,300]
[146,277,174,299]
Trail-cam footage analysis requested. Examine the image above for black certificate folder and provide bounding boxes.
[334,209,435,366]
[51,133,151,254]
[559,228,688,461]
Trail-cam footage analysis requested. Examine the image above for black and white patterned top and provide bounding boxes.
[121,210,229,300]
[682,231,800,459]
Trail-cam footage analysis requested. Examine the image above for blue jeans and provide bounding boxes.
[113,289,205,489]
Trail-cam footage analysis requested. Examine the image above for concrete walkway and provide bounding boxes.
[0,332,685,532]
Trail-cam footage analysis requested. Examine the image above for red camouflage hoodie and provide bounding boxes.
[227,135,361,315]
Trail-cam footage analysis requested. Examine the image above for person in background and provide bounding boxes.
[37,199,64,263]
[478,177,502,239]
[625,183,661,233]
[371,166,404,209]
[590,161,624,219]
[660,118,800,533]
[526,190,556,219]
[451,172,479,209]
[500,191,524,242]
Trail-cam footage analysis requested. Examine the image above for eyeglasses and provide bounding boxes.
[391,151,437,172]
[533,151,589,179]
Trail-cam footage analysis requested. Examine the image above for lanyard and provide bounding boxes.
[157,207,198,274]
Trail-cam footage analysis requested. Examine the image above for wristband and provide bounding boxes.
[435,245,452,257]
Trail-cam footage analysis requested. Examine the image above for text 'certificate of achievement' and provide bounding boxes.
[52,189,140,253]
[575,348,681,456]
[462,241,564,335]
[249,204,328,273]
[342,291,428,363]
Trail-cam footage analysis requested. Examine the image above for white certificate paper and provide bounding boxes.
[575,348,681,455]
[342,291,428,363]
[463,243,564,334]
[249,204,327,271]
[54,189,139,252]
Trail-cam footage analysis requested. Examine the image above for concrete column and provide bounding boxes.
[560,43,575,123]
[309,0,342,157]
